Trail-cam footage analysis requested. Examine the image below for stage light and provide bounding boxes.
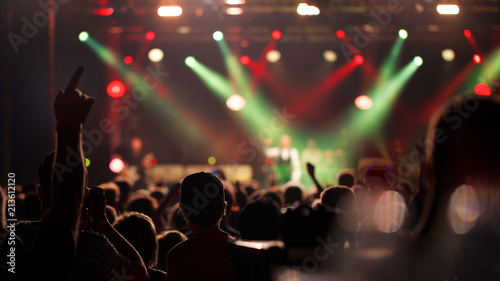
[148,48,164,62]
[79,31,89,42]
[297,3,320,15]
[398,29,408,39]
[474,83,491,96]
[109,158,125,173]
[240,55,250,65]
[413,56,423,66]
[226,7,243,15]
[464,29,471,38]
[323,50,337,62]
[85,158,91,167]
[437,4,459,15]
[226,94,246,111]
[473,54,481,64]
[240,40,249,48]
[208,156,216,165]
[266,50,281,63]
[355,95,373,110]
[93,8,114,16]
[272,30,282,40]
[354,55,364,65]
[158,6,182,17]
[185,56,196,66]
[177,26,191,34]
[441,49,455,62]
[145,31,155,41]
[225,0,245,4]
[107,80,126,98]
[123,56,133,65]
[336,30,345,39]
[213,31,224,41]
[265,157,273,165]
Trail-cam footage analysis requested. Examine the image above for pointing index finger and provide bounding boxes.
[65,66,84,94]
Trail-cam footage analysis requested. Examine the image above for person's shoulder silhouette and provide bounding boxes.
[166,172,233,281]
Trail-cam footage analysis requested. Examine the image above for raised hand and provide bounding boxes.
[307,162,315,178]
[86,187,108,230]
[307,162,324,196]
[54,66,95,123]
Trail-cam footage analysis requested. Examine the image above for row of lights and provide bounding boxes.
[154,4,459,17]
[80,26,477,47]
[123,28,478,68]
[79,30,491,106]
[92,2,459,18]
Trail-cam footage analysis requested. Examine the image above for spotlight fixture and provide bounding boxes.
[437,4,459,15]
[158,6,182,17]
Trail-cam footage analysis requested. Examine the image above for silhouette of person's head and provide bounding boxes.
[167,203,188,230]
[156,230,187,271]
[99,182,120,209]
[179,172,226,229]
[320,185,357,212]
[126,195,158,219]
[263,191,283,207]
[239,199,281,240]
[337,168,356,187]
[284,186,303,206]
[115,180,132,211]
[423,95,500,235]
[224,188,235,215]
[114,212,158,267]
[105,205,118,224]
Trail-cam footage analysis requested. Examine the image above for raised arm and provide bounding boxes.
[44,66,94,241]
[18,66,94,280]
[90,187,149,280]
[307,162,324,198]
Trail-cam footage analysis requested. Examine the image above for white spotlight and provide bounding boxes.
[148,48,164,62]
[266,50,281,63]
[323,50,338,62]
[441,49,455,62]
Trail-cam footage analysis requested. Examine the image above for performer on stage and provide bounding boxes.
[265,134,302,185]
[116,137,154,189]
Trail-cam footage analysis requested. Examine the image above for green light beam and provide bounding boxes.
[187,58,233,99]
[375,37,405,92]
[187,57,279,135]
[215,40,252,97]
[85,37,119,66]
[83,37,206,140]
[353,60,420,135]
[342,60,420,159]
